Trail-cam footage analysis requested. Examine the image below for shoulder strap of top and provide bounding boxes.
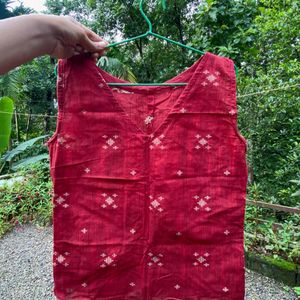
[206,53,237,113]
[56,58,72,113]
[209,53,247,148]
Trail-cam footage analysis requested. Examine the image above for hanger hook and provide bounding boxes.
[139,0,167,34]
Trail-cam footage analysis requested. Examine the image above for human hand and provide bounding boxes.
[46,15,109,63]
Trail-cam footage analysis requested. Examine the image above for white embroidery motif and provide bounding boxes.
[174,284,181,289]
[224,229,230,235]
[144,115,154,125]
[147,252,164,267]
[100,192,118,209]
[100,252,117,268]
[149,195,164,213]
[130,170,137,176]
[54,192,70,208]
[57,133,71,149]
[224,169,231,176]
[149,134,166,150]
[193,251,210,267]
[223,287,229,292]
[177,170,183,176]
[130,228,136,234]
[81,282,88,288]
[201,70,220,86]
[102,134,119,150]
[193,195,212,212]
[81,228,88,234]
[229,109,236,115]
[53,251,70,267]
[195,133,212,150]
[129,282,136,287]
[180,107,187,113]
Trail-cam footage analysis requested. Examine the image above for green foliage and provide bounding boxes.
[0,161,52,237]
[0,96,14,154]
[193,0,259,63]
[1,135,49,173]
[11,154,49,171]
[98,56,137,82]
[2,135,49,162]
[289,179,300,197]
[244,208,300,264]
[0,0,34,19]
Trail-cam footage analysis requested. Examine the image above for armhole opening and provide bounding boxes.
[230,116,248,150]
[227,57,248,151]
[45,113,62,147]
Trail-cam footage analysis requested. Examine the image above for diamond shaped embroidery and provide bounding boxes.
[106,138,114,146]
[195,133,212,150]
[199,138,207,145]
[193,251,210,267]
[150,134,166,150]
[193,194,212,212]
[147,252,164,267]
[57,134,72,149]
[101,192,118,209]
[100,252,117,268]
[54,251,70,267]
[54,193,70,208]
[207,74,216,82]
[201,70,220,86]
[102,134,119,150]
[149,195,164,213]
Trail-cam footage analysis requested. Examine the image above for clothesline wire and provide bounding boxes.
[237,83,299,98]
[0,83,299,118]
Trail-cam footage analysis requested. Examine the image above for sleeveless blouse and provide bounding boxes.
[46,51,248,300]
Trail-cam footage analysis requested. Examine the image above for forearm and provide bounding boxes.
[0,14,56,75]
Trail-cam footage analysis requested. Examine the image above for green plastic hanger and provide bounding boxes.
[54,0,238,85]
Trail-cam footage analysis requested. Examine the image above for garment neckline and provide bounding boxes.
[87,52,211,137]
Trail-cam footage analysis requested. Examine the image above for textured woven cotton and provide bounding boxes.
[46,51,248,300]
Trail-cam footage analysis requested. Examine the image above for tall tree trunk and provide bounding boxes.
[173,0,186,64]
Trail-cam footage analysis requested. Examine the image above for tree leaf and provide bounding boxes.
[1,135,49,162]
[11,154,49,171]
[0,96,14,155]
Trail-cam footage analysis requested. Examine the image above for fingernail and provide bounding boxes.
[96,41,108,48]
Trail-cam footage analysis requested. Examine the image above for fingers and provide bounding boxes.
[63,16,110,60]
[79,33,108,54]
[81,24,104,43]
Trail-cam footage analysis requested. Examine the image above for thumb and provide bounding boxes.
[80,34,108,53]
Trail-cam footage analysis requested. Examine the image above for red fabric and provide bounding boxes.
[46,52,248,300]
